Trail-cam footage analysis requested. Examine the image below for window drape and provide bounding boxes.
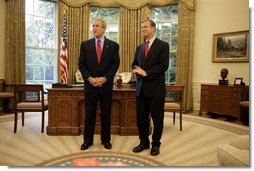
[118,5,148,73]
[5,0,26,84]
[61,0,178,9]
[58,1,90,83]
[177,0,196,112]
[4,0,196,112]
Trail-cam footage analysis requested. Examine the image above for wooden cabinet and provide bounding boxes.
[199,84,249,119]
[46,84,141,136]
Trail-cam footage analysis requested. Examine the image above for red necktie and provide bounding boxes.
[144,41,149,59]
[96,39,102,64]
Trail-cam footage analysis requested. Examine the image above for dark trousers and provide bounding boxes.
[136,91,165,146]
[83,87,112,144]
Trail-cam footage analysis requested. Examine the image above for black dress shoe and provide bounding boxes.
[80,142,93,150]
[102,142,112,149]
[150,146,160,156]
[132,143,150,153]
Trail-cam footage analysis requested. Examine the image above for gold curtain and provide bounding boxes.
[118,5,149,72]
[5,0,26,84]
[176,0,196,112]
[58,1,90,83]
[62,0,178,9]
[3,0,196,112]
[58,0,196,112]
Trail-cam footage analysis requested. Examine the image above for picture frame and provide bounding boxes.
[119,72,132,83]
[75,72,84,83]
[234,77,243,86]
[212,30,249,63]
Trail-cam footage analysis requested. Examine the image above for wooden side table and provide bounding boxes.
[200,84,249,119]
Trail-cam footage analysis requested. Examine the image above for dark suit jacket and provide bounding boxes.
[132,38,169,97]
[78,37,120,93]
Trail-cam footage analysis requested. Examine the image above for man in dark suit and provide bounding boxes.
[131,19,169,156]
[78,19,120,150]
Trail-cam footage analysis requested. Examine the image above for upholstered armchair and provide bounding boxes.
[217,135,249,166]
[240,101,249,125]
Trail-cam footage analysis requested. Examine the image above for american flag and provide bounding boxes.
[60,15,68,84]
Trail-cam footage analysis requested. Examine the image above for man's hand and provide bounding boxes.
[133,66,147,77]
[88,77,98,86]
[95,77,107,86]
[88,77,107,87]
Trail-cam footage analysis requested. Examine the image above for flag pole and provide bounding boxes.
[60,8,68,84]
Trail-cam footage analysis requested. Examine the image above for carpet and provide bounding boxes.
[0,113,249,166]
[36,151,165,166]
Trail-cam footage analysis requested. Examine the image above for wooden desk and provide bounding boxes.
[199,84,249,119]
[47,84,139,136]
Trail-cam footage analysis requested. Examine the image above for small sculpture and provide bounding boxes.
[219,68,229,85]
[116,75,122,88]
[220,68,228,80]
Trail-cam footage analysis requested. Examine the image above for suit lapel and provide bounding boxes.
[100,38,110,64]
[101,38,107,58]
[139,43,145,66]
[90,38,99,64]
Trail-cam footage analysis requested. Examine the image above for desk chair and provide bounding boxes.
[164,85,184,131]
[0,79,14,112]
[13,84,48,133]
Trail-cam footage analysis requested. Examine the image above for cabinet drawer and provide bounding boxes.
[201,91,241,98]
[202,86,242,93]
[206,101,240,115]
[200,84,249,118]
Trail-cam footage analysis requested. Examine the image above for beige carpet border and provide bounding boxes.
[1,112,249,135]
[165,112,249,135]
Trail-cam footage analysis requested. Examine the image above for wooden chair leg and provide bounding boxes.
[41,111,45,133]
[14,112,18,133]
[22,112,24,126]
[3,98,10,112]
[173,112,175,125]
[180,111,182,131]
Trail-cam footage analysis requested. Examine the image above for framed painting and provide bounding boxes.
[212,30,249,62]
[75,72,84,83]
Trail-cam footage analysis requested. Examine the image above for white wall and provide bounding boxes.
[0,1,5,79]
[193,0,249,110]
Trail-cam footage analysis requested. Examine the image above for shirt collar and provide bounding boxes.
[146,36,156,46]
[95,36,105,44]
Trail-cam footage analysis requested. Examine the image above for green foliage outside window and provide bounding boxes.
[24,3,176,88]
[152,5,178,85]
[25,0,57,89]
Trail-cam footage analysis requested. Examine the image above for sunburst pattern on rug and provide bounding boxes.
[37,151,165,166]
[0,112,249,166]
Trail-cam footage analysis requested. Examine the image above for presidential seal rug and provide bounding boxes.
[36,151,165,166]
